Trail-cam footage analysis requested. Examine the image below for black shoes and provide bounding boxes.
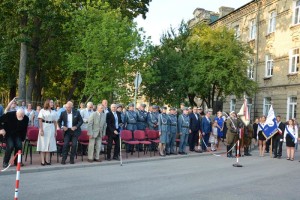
[70,159,75,164]
[3,163,8,168]
[61,160,66,165]
[113,157,120,161]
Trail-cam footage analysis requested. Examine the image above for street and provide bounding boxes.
[0,150,299,200]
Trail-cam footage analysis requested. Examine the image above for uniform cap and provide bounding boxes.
[161,106,167,110]
[128,103,134,107]
[140,103,146,108]
[170,107,176,111]
[152,105,158,109]
[183,107,189,111]
[117,104,123,108]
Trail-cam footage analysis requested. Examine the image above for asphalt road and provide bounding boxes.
[0,150,299,200]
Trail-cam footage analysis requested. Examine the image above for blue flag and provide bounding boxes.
[262,105,278,140]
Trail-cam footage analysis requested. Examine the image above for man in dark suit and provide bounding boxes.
[273,115,285,158]
[0,109,28,168]
[189,107,201,151]
[201,109,212,152]
[106,104,122,161]
[58,101,83,164]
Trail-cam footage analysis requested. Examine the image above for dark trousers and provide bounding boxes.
[62,130,78,161]
[273,134,283,157]
[4,136,22,164]
[188,131,199,151]
[201,133,210,151]
[107,134,120,159]
[266,139,271,153]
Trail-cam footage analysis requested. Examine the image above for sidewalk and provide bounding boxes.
[0,143,228,175]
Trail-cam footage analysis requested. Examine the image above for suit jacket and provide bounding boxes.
[189,113,201,132]
[87,111,106,138]
[58,109,83,136]
[201,116,212,135]
[106,111,122,136]
[277,121,286,139]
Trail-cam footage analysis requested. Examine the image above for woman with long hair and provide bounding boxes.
[284,119,298,161]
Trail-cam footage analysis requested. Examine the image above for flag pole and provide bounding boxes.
[270,137,273,158]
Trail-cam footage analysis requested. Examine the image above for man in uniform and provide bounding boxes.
[178,107,190,155]
[166,107,177,155]
[147,105,159,130]
[137,104,148,131]
[124,103,137,152]
[158,106,170,156]
[226,111,241,158]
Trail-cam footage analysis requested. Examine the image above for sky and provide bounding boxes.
[135,0,251,45]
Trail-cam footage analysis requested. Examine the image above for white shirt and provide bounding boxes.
[67,112,73,128]
[113,112,119,129]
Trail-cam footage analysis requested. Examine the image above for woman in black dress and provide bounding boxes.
[257,116,266,157]
[284,119,298,161]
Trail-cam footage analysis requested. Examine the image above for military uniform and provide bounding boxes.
[178,113,190,154]
[158,113,170,144]
[125,110,137,132]
[148,110,159,130]
[137,109,148,130]
[243,124,253,156]
[226,116,241,157]
[166,112,177,154]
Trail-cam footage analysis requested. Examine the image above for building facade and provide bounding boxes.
[191,0,300,122]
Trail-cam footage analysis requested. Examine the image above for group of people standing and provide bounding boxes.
[1,98,299,168]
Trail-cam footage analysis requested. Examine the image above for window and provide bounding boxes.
[234,25,240,39]
[246,98,252,118]
[249,19,256,40]
[293,0,300,25]
[230,99,236,112]
[268,11,276,33]
[247,59,254,79]
[263,97,272,116]
[289,48,299,73]
[287,97,297,120]
[265,55,273,77]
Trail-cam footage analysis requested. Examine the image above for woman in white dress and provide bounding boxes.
[37,99,57,166]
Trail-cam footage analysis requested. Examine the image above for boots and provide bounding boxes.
[227,146,233,158]
[244,147,252,156]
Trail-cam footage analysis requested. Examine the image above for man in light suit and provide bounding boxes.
[58,101,83,164]
[80,102,94,130]
[106,104,122,161]
[87,104,106,162]
[201,109,212,152]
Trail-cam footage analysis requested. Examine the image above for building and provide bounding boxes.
[190,0,300,122]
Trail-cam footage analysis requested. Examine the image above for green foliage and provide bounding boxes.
[143,22,258,108]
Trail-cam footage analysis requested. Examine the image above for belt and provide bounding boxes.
[170,124,177,126]
[128,123,137,124]
[84,122,88,124]
[182,126,189,128]
[42,120,53,124]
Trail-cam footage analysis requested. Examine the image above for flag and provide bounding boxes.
[237,98,250,126]
[262,105,278,140]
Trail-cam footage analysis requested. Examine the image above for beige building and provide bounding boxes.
[190,0,300,122]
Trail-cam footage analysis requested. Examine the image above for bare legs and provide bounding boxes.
[258,140,266,156]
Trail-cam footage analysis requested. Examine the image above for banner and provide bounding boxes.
[262,105,278,140]
[237,98,250,126]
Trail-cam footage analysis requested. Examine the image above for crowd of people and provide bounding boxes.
[0,98,299,168]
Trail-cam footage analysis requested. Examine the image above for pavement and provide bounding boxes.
[0,146,299,200]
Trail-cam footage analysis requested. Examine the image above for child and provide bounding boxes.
[210,121,218,151]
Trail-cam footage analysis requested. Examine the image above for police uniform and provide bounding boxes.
[178,109,190,154]
[158,111,170,144]
[137,104,148,130]
[147,106,159,130]
[166,108,177,154]
[124,103,137,152]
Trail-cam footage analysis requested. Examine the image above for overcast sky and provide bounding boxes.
[135,0,251,45]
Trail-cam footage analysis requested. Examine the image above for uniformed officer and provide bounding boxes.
[147,105,159,130]
[178,107,190,155]
[137,104,148,130]
[243,124,253,156]
[158,106,170,156]
[124,103,137,152]
[226,111,242,158]
[166,107,177,155]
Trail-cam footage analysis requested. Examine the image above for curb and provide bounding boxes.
[0,151,226,176]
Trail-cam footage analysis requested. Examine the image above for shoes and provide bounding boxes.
[181,152,187,155]
[113,157,120,161]
[190,149,195,152]
[277,156,281,159]
[87,159,93,163]
[287,158,290,160]
[61,160,66,165]
[107,158,111,161]
[41,163,46,166]
[45,161,51,165]
[70,160,75,164]
[93,159,102,162]
[166,153,170,156]
[3,163,8,168]
[273,155,277,158]
[290,158,294,161]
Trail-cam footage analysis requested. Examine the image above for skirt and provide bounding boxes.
[286,134,296,147]
[159,132,168,144]
[258,131,266,141]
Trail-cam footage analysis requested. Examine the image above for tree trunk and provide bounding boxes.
[18,14,28,103]
[9,85,17,101]
[67,72,80,101]
[188,93,197,107]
